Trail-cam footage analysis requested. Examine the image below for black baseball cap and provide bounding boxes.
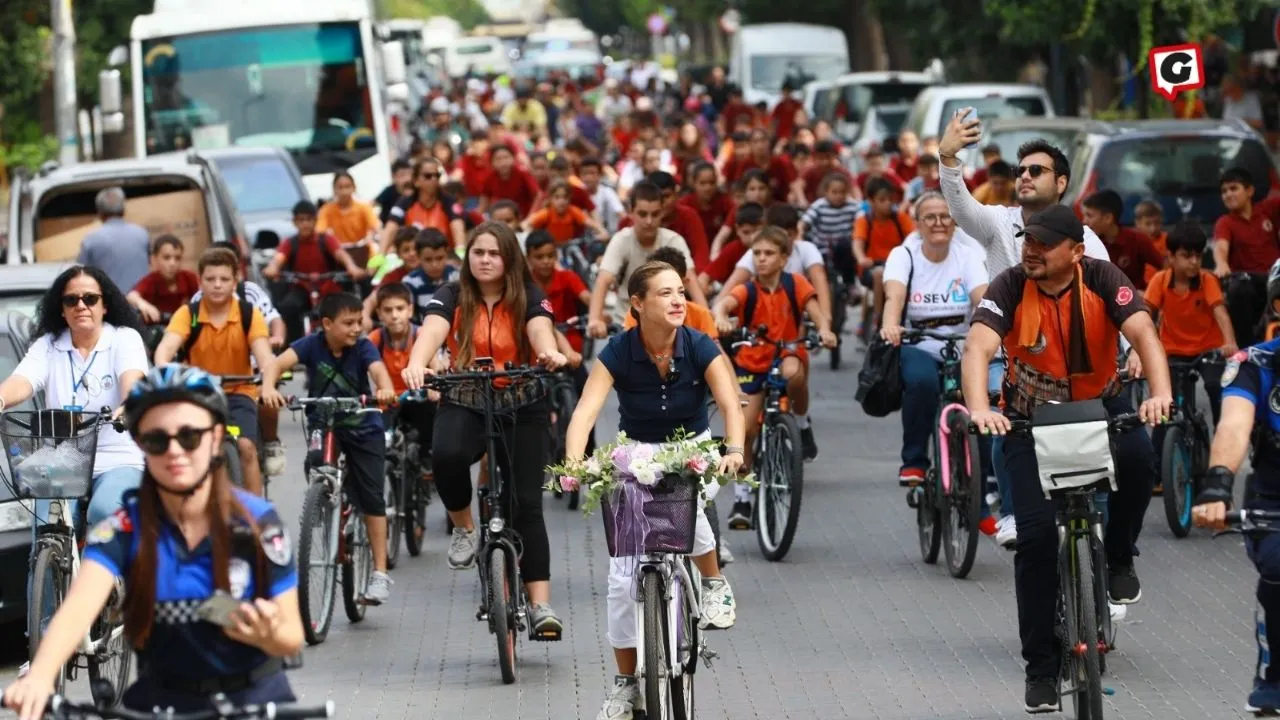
[1016,205,1085,246]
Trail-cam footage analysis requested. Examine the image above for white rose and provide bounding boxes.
[632,462,660,487]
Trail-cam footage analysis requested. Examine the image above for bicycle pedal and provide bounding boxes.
[531,627,563,642]
[905,488,920,509]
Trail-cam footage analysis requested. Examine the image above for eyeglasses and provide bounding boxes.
[135,425,214,456]
[919,213,953,225]
[420,173,440,180]
[61,293,102,309]
[1017,163,1054,179]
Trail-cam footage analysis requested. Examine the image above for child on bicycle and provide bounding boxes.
[711,227,837,529]
[362,227,422,329]
[261,200,367,342]
[127,234,199,323]
[698,202,764,295]
[403,228,460,323]
[489,199,522,234]
[853,177,915,339]
[526,230,590,367]
[523,180,608,244]
[262,292,397,605]
[154,247,282,496]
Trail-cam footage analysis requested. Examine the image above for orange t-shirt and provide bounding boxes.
[728,273,817,374]
[623,301,719,337]
[1142,231,1169,285]
[854,209,915,263]
[527,205,589,244]
[166,300,269,400]
[316,200,380,246]
[1143,269,1225,357]
[368,325,417,395]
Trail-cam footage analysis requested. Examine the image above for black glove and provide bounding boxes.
[1194,465,1235,507]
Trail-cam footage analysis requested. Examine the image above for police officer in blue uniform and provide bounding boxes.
[1194,341,1280,713]
[3,365,305,720]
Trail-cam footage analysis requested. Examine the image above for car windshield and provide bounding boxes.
[841,82,931,124]
[873,107,910,137]
[454,42,495,56]
[212,156,306,215]
[141,22,377,175]
[1093,135,1275,225]
[937,96,1048,135]
[750,55,847,92]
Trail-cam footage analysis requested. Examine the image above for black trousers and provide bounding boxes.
[1226,272,1267,349]
[432,401,551,582]
[271,284,311,343]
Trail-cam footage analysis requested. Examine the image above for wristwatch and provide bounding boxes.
[723,445,744,456]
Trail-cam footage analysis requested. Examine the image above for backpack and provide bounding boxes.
[374,325,418,354]
[855,248,913,417]
[178,298,255,362]
[284,233,340,273]
[742,273,803,332]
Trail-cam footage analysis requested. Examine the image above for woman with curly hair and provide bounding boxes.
[0,264,149,529]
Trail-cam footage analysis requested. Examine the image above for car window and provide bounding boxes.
[938,96,1048,135]
[840,82,931,125]
[213,157,307,215]
[0,294,43,321]
[1092,135,1275,225]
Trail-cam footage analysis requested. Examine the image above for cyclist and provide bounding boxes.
[380,157,468,254]
[799,172,860,288]
[699,201,765,295]
[262,293,398,605]
[720,204,833,336]
[363,227,421,329]
[2,365,304,718]
[400,221,568,639]
[624,247,720,337]
[962,205,1171,713]
[853,177,915,338]
[712,227,837,523]
[562,260,745,720]
[1081,189,1166,291]
[316,171,381,255]
[523,179,609,243]
[1212,166,1280,348]
[154,247,282,496]
[0,265,148,541]
[677,161,735,247]
[126,234,199,324]
[1192,333,1280,713]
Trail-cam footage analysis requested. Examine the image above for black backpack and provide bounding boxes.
[855,248,913,417]
[177,298,255,362]
[284,234,340,273]
[742,272,803,330]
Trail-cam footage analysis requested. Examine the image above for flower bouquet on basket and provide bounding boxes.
[546,430,755,557]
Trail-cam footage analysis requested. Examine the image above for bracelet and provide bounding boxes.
[938,152,957,161]
[723,445,744,456]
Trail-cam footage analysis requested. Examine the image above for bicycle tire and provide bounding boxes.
[755,413,804,561]
[942,414,982,578]
[1160,425,1193,538]
[297,481,338,645]
[404,476,427,557]
[672,559,695,720]
[642,571,677,720]
[87,580,132,709]
[28,544,68,694]
[223,436,245,490]
[1075,535,1104,720]
[385,472,403,570]
[918,441,942,565]
[341,509,370,622]
[490,550,518,684]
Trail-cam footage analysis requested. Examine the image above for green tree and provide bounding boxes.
[0,1,54,170]
[377,0,490,28]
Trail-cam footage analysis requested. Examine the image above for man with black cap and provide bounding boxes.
[960,204,1173,714]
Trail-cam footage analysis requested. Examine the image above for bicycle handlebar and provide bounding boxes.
[901,328,962,344]
[420,364,554,385]
[216,372,292,389]
[286,396,381,414]
[7,691,337,719]
[1,408,126,435]
[727,325,822,352]
[277,271,353,283]
[556,316,621,336]
[967,411,1163,436]
[1226,509,1280,525]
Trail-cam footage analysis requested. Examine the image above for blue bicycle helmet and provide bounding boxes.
[124,364,229,436]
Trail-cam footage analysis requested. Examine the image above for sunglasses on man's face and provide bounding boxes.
[61,293,102,309]
[1017,163,1054,179]
[420,172,440,181]
[135,426,214,456]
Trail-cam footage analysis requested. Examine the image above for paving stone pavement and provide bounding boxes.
[0,352,1269,719]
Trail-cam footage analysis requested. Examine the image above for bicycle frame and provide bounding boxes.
[634,553,705,695]
[32,502,119,659]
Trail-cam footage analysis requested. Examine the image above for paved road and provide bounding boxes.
[0,350,1268,719]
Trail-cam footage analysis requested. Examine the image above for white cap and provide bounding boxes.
[430,97,450,114]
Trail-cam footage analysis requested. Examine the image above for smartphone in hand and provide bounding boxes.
[196,591,242,627]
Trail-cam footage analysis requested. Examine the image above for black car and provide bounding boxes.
[0,311,42,624]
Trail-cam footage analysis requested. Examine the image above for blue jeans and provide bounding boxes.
[988,361,1014,519]
[899,347,1005,473]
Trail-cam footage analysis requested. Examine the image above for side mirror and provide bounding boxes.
[381,41,407,86]
[107,45,128,68]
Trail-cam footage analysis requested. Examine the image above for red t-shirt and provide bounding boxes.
[132,269,200,315]
[801,165,853,203]
[459,155,490,198]
[538,269,588,352]
[891,156,919,183]
[702,239,749,283]
[618,204,711,271]
[722,156,754,185]
[1100,228,1167,290]
[721,102,756,133]
[278,233,343,275]
[1213,197,1280,274]
[677,192,736,243]
[761,156,798,204]
[771,98,803,140]
[612,127,636,156]
[481,168,541,218]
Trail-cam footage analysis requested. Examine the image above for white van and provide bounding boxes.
[444,35,513,78]
[729,24,850,109]
[904,83,1056,141]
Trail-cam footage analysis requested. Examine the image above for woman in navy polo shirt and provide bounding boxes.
[564,260,745,720]
[3,365,304,719]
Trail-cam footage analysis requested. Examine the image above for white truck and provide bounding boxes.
[102,0,410,203]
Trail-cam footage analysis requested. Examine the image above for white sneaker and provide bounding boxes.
[700,576,736,630]
[1108,602,1128,624]
[363,571,393,605]
[995,515,1017,549]
[719,540,735,565]
[262,441,286,477]
[596,675,637,720]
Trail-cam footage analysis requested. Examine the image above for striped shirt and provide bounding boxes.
[800,198,861,253]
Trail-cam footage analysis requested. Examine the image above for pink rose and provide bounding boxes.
[559,475,580,492]
[685,455,710,474]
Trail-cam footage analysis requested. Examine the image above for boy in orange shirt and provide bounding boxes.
[1144,222,1236,471]
[712,227,837,528]
[1135,201,1169,286]
[853,177,914,340]
[522,180,608,244]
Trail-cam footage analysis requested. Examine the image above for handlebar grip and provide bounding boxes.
[1226,510,1244,524]
[272,700,337,718]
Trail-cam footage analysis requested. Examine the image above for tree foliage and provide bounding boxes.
[377,0,490,28]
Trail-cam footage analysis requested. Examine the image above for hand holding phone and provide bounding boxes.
[196,591,242,628]
[939,107,984,160]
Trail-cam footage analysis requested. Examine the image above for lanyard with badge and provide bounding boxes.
[66,350,99,413]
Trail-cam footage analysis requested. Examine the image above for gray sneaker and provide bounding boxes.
[262,440,287,477]
[529,603,563,641]
[363,571,392,605]
[447,527,479,569]
[700,576,736,630]
[596,675,637,720]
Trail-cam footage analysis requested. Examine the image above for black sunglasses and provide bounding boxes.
[420,172,440,180]
[1018,163,1054,179]
[135,425,214,455]
[61,293,102,309]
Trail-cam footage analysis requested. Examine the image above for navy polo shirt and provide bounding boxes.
[83,489,297,679]
[291,333,384,433]
[597,326,721,443]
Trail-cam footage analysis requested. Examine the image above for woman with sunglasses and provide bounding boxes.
[3,365,305,719]
[0,265,148,533]
[379,157,467,256]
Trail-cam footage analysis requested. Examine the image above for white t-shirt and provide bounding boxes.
[13,323,148,476]
[599,228,693,323]
[1223,92,1263,124]
[883,238,989,361]
[901,227,987,268]
[735,239,824,275]
[591,184,626,234]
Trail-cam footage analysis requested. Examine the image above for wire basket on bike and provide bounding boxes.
[435,374,550,413]
[1,410,100,499]
[602,472,698,557]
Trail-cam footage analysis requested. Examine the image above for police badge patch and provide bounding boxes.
[229,557,251,598]
[260,523,292,566]
[1222,357,1241,388]
[87,520,115,545]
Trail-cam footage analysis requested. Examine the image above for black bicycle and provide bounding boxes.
[404,360,558,684]
[385,397,433,562]
[1159,351,1221,537]
[0,682,333,719]
[212,373,290,500]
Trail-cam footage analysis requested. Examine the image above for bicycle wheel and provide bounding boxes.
[917,441,942,565]
[1160,425,1194,538]
[1073,535,1104,720]
[404,476,427,557]
[490,550,518,684]
[28,544,67,694]
[755,413,804,561]
[223,436,245,490]
[297,481,338,645]
[342,509,371,622]
[384,471,403,570]
[829,289,846,371]
[672,560,695,720]
[641,571,676,720]
[941,416,983,578]
[87,587,131,709]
